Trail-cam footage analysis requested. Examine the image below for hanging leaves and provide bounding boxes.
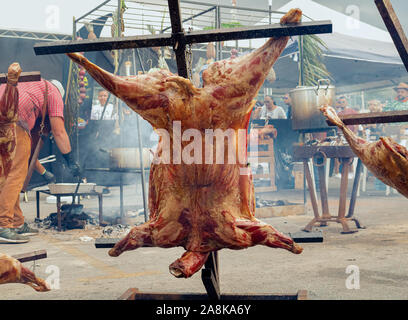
[301,34,332,86]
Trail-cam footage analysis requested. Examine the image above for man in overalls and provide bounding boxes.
[0,78,81,243]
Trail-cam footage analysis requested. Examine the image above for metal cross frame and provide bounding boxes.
[375,0,408,72]
[34,0,332,300]
[33,1,332,78]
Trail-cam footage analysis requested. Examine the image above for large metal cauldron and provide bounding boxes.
[107,148,151,169]
[290,79,336,131]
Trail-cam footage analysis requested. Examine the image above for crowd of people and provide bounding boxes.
[248,81,408,188]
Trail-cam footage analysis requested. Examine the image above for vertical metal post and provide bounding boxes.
[73,17,77,39]
[118,0,124,148]
[298,35,304,86]
[215,6,221,61]
[36,191,40,219]
[117,0,122,37]
[168,0,188,78]
[268,0,272,24]
[120,174,124,220]
[302,133,306,205]
[72,16,80,164]
[132,49,148,222]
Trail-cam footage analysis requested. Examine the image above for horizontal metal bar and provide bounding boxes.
[328,110,408,125]
[34,33,173,55]
[75,0,110,22]
[95,238,118,248]
[293,145,356,160]
[0,71,41,84]
[34,20,332,55]
[12,250,47,263]
[181,0,282,14]
[124,291,303,300]
[183,20,332,44]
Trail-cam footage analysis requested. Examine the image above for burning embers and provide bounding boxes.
[35,204,97,230]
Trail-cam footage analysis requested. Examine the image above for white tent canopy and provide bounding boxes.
[276,0,392,42]
[224,0,393,49]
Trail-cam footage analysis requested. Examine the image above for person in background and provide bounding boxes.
[384,82,408,111]
[90,89,116,120]
[336,96,359,134]
[365,99,385,140]
[283,93,293,119]
[251,100,264,120]
[0,79,81,244]
[261,95,287,120]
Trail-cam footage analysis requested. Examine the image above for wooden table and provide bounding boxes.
[293,145,365,234]
[248,137,277,193]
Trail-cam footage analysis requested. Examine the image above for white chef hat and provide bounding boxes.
[50,79,65,98]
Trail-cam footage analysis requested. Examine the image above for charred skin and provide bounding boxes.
[320,105,408,198]
[70,9,304,278]
[0,254,50,292]
[0,62,21,182]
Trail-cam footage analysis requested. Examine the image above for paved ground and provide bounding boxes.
[1,176,408,300]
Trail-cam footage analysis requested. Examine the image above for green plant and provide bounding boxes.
[147,8,168,34]
[301,34,332,86]
[203,21,244,30]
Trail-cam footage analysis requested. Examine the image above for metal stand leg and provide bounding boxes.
[347,159,365,229]
[36,191,40,219]
[338,159,355,234]
[98,194,103,226]
[120,174,124,223]
[201,251,220,300]
[303,160,320,232]
[317,159,330,224]
[57,195,62,232]
[347,159,362,218]
[361,165,367,192]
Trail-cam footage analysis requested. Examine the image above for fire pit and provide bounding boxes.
[35,204,98,230]
[254,197,305,218]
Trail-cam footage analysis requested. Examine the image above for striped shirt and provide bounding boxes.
[0,79,64,132]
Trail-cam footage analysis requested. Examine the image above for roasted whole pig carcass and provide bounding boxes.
[0,63,21,183]
[321,105,408,198]
[0,253,50,292]
[66,9,303,278]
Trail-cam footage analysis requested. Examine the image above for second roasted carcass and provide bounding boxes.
[66,9,304,278]
[321,105,408,198]
[0,63,21,183]
[0,253,50,292]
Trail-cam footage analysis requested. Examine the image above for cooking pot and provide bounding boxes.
[290,79,336,131]
[102,148,151,169]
